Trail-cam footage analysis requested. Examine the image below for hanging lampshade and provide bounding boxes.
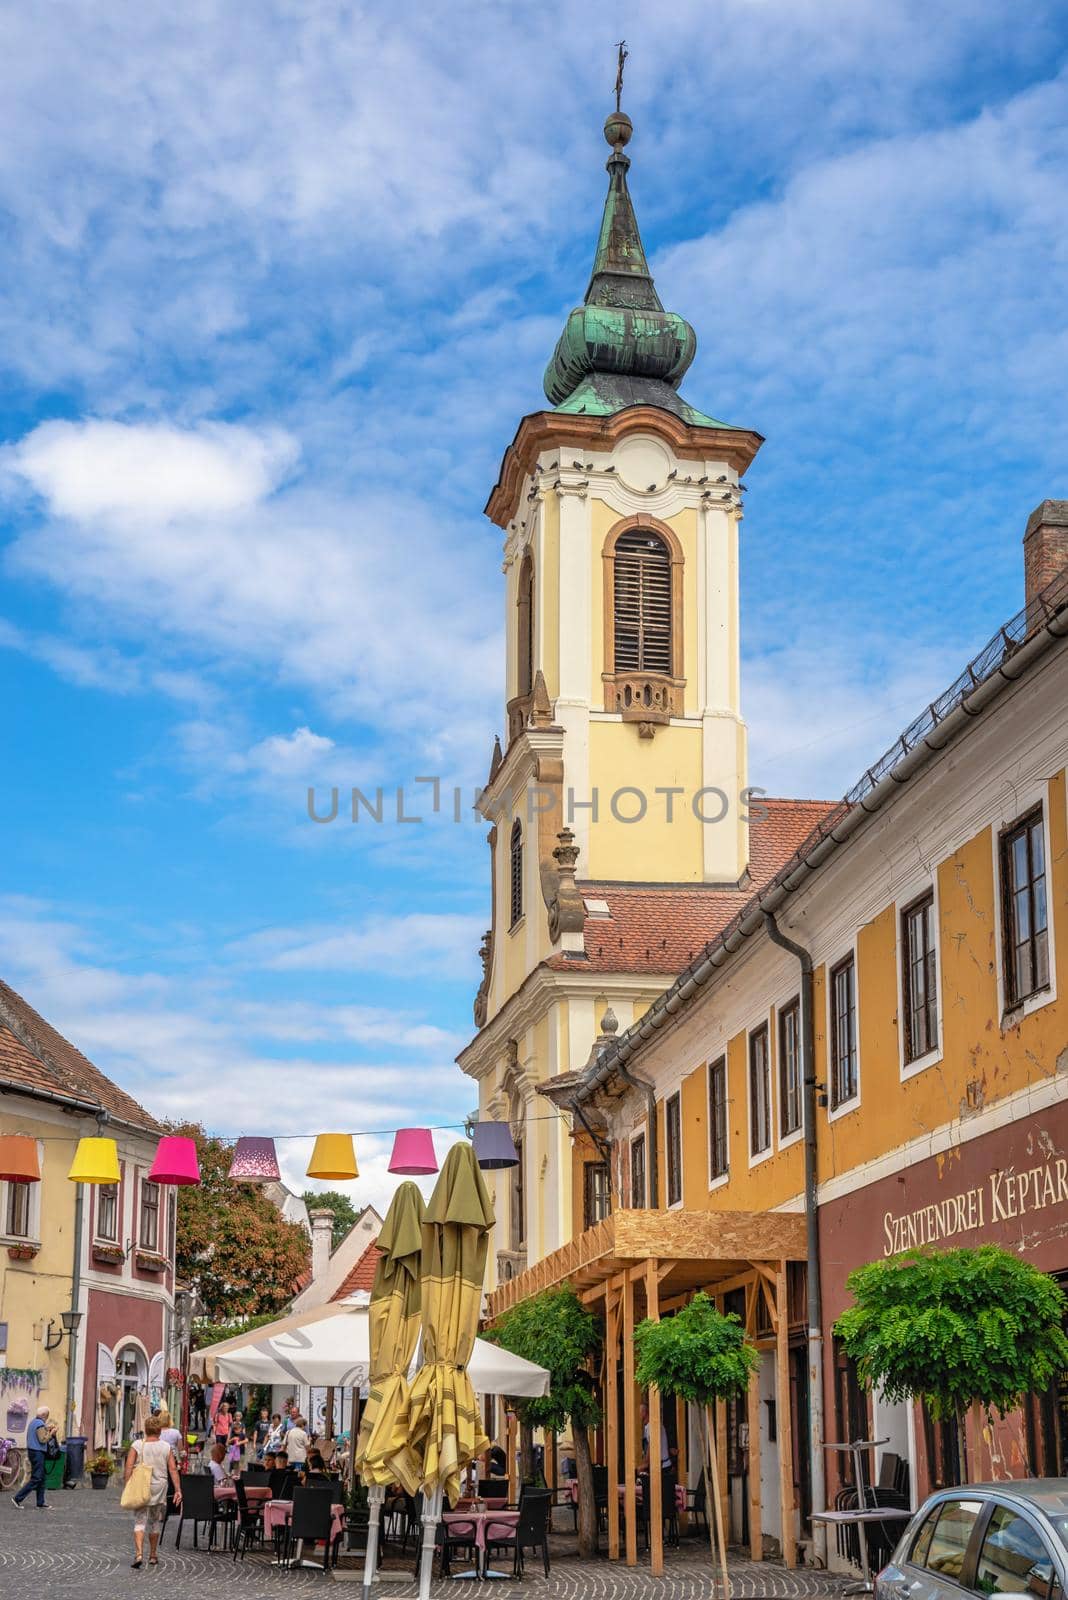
[471,1121,519,1170]
[148,1135,201,1186]
[306,1133,358,1181]
[227,1136,280,1183]
[388,1128,438,1176]
[68,1136,120,1185]
[0,1134,40,1184]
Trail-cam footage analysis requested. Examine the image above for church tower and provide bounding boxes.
[463,101,783,1281]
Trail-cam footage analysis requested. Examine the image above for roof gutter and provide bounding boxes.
[0,1081,157,1138]
[575,586,1068,1104]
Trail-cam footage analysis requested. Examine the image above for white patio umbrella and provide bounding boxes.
[196,1302,549,1397]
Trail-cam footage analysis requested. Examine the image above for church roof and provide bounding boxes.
[542,110,728,427]
[544,798,836,975]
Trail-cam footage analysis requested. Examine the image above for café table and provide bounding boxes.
[811,1509,912,1595]
[442,1508,521,1580]
[567,1478,687,1511]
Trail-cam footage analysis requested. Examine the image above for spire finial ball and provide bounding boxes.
[603,111,632,151]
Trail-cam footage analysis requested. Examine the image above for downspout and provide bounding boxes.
[65,1180,85,1437]
[763,911,826,1566]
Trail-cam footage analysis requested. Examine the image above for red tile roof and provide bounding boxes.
[546,798,836,975]
[0,978,161,1132]
[331,1237,381,1300]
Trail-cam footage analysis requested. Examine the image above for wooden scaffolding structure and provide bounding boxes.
[485,1208,808,1577]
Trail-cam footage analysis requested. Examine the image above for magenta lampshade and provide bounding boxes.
[388,1128,438,1176]
[227,1136,280,1182]
[471,1121,519,1170]
[148,1135,200,1186]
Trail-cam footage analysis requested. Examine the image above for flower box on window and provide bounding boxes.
[6,1243,39,1262]
[134,1249,167,1273]
[92,1241,126,1266]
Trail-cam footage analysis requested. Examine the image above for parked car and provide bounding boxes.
[875,1481,1068,1600]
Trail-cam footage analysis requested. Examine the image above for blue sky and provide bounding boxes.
[2,1,1068,1211]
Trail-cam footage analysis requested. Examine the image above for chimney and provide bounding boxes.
[309,1209,334,1284]
[1024,500,1068,616]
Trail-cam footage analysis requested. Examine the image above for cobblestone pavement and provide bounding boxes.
[0,1482,858,1600]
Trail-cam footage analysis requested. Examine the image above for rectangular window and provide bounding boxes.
[665,1092,682,1206]
[901,891,938,1062]
[138,1179,160,1250]
[830,956,858,1108]
[6,1182,30,1239]
[583,1161,610,1229]
[749,1024,771,1155]
[708,1057,728,1179]
[778,999,801,1136]
[97,1183,119,1243]
[509,1140,525,1251]
[1000,808,1049,1008]
[629,1135,646,1208]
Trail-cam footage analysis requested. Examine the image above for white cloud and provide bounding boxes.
[232,912,482,982]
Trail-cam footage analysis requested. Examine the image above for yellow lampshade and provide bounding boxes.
[68,1136,121,1185]
[306,1133,358,1181]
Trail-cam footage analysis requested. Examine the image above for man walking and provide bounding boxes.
[13,1406,54,1510]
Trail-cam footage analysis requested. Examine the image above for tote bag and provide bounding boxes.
[120,1460,153,1509]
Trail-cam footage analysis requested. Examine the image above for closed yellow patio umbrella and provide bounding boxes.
[355,1181,425,1600]
[407,1142,494,1598]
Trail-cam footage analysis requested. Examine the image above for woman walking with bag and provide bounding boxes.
[123,1414,181,1569]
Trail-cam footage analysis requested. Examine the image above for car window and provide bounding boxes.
[916,1500,983,1583]
[912,1508,943,1568]
[974,1506,1056,1598]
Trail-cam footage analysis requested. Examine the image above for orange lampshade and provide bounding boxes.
[306,1133,358,1181]
[0,1135,40,1183]
[68,1136,120,1185]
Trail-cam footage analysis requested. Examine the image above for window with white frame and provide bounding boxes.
[830,955,858,1108]
[778,998,802,1136]
[138,1179,160,1250]
[901,891,938,1062]
[708,1057,728,1179]
[97,1183,119,1243]
[6,1182,30,1239]
[749,1025,771,1155]
[665,1092,682,1206]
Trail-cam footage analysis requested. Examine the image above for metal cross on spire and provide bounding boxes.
[614,39,628,113]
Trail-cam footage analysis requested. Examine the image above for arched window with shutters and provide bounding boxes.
[603,515,684,727]
[516,552,534,699]
[509,819,523,927]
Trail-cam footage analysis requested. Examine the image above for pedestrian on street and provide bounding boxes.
[212,1401,232,1451]
[12,1406,54,1510]
[285,1415,309,1469]
[125,1415,181,1570]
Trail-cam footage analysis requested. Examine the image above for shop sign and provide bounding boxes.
[883,1154,1068,1255]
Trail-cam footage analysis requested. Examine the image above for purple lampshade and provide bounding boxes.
[470,1121,519,1171]
[228,1136,280,1183]
[388,1128,438,1176]
[148,1135,200,1186]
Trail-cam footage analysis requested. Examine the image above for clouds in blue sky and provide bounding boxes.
[2,0,1068,1209]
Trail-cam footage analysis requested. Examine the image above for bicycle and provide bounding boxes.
[0,1436,25,1492]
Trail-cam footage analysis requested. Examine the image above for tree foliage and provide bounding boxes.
[190,1310,280,1352]
[633,1293,758,1405]
[302,1189,360,1251]
[834,1245,1068,1422]
[172,1123,311,1321]
[486,1286,602,1435]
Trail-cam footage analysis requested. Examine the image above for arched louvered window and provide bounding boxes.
[613,528,672,674]
[509,820,523,927]
[517,553,534,698]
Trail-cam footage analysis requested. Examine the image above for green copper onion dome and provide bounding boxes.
[543,112,725,426]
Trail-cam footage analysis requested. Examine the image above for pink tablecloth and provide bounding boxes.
[443,1510,520,1552]
[213,1483,272,1503]
[567,1480,686,1512]
[262,1498,346,1543]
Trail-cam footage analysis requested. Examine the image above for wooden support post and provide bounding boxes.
[776,1260,796,1569]
[622,1268,637,1567]
[746,1280,762,1560]
[705,1405,731,1600]
[714,1293,729,1533]
[606,1289,621,1561]
[645,1260,664,1576]
[676,1395,689,1534]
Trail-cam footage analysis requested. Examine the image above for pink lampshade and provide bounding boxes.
[148,1135,200,1186]
[388,1128,438,1176]
[227,1136,280,1183]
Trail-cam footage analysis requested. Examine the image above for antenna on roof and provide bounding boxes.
[614,39,628,113]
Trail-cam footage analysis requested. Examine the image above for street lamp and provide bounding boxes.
[44,1308,82,1351]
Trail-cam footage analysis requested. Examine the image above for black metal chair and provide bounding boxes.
[242,1468,270,1487]
[232,1477,265,1562]
[485,1490,552,1578]
[592,1464,609,1534]
[399,1491,423,1557]
[662,1468,680,1548]
[441,1512,480,1578]
[283,1485,337,1573]
[174,1472,228,1551]
[477,1477,509,1502]
[687,1472,709,1537]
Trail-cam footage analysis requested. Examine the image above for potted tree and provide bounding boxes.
[835,1243,1068,1481]
[634,1292,758,1600]
[88,1451,116,1490]
[486,1286,602,1559]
